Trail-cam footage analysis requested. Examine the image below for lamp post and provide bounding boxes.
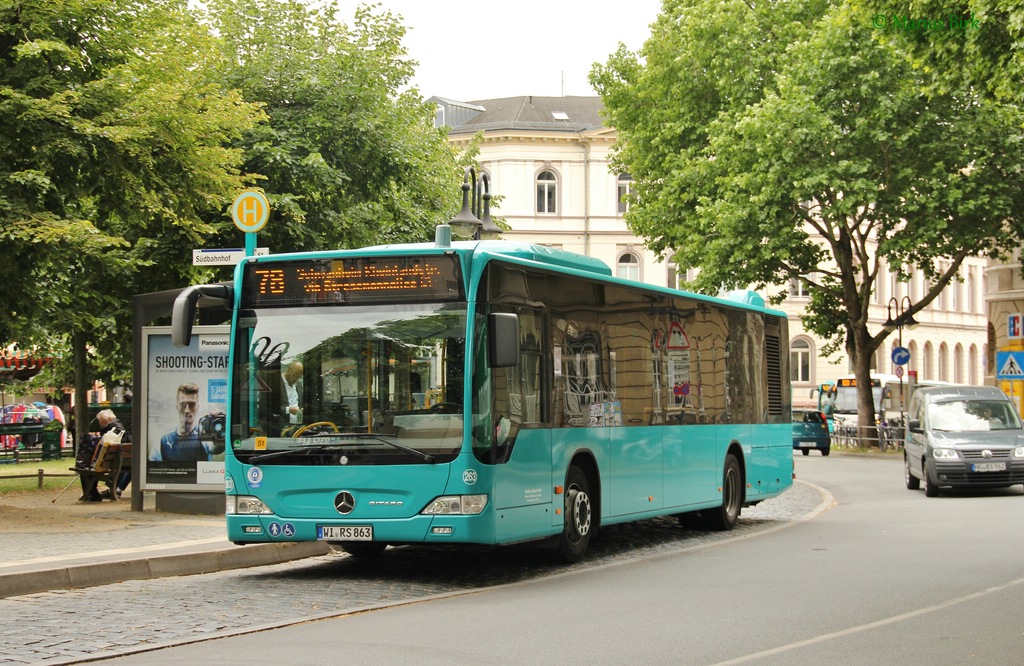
[883,295,919,431]
[448,167,502,240]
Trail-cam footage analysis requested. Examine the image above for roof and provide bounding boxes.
[432,96,606,135]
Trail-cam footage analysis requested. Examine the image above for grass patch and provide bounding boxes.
[0,458,78,494]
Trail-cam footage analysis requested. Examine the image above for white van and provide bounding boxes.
[904,385,1024,497]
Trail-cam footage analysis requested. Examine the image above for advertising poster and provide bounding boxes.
[141,326,229,491]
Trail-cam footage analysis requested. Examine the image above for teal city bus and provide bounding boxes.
[172,227,793,562]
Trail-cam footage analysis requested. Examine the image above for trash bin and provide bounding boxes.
[42,430,62,461]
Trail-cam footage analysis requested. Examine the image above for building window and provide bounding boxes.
[923,342,934,380]
[969,344,979,384]
[617,252,641,282]
[666,262,678,289]
[789,277,810,299]
[967,271,977,313]
[790,337,812,383]
[939,343,949,381]
[954,344,964,383]
[617,173,633,214]
[536,170,557,214]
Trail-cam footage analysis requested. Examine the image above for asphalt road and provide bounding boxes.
[92,453,1024,666]
[7,453,1022,665]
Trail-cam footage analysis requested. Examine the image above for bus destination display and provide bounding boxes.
[836,377,881,388]
[242,255,463,306]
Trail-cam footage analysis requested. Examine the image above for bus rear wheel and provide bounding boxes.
[555,465,593,563]
[706,453,742,531]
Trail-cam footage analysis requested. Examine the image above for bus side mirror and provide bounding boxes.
[908,419,922,433]
[172,284,232,347]
[488,313,520,368]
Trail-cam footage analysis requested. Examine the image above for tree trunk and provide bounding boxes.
[73,330,89,453]
[851,326,879,448]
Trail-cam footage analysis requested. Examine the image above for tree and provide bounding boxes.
[203,0,462,257]
[592,0,1024,440]
[865,0,1024,104]
[0,0,262,431]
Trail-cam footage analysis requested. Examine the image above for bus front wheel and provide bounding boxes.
[706,453,742,531]
[556,465,593,563]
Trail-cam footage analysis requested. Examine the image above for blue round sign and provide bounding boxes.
[892,346,911,366]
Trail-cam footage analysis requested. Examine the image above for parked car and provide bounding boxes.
[793,409,831,456]
[904,385,1024,497]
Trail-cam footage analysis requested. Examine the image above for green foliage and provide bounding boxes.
[863,0,1024,104]
[2,0,465,399]
[203,0,462,255]
[593,0,1024,426]
[0,0,262,387]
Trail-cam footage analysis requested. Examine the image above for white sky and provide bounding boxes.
[334,0,664,101]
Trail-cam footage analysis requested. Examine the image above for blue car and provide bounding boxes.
[793,409,831,456]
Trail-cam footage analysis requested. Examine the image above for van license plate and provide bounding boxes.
[971,462,1006,473]
[317,525,373,540]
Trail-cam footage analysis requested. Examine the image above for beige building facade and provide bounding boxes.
[985,251,1024,412]
[436,96,989,407]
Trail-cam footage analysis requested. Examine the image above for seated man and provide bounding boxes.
[78,409,130,501]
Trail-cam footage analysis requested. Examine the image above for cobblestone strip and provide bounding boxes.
[0,482,826,665]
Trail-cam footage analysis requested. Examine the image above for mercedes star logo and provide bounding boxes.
[334,491,355,514]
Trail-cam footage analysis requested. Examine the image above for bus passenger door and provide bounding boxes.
[609,426,664,514]
[662,424,720,509]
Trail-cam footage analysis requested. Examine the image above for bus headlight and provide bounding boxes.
[421,495,488,515]
[932,448,958,460]
[227,495,274,515]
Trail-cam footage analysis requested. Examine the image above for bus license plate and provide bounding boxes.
[971,462,1006,473]
[317,525,373,541]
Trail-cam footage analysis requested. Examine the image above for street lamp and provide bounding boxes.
[883,296,918,433]
[883,295,919,337]
[448,167,502,240]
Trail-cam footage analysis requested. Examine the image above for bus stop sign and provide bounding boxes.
[231,191,270,233]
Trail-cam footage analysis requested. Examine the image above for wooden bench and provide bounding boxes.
[71,443,132,501]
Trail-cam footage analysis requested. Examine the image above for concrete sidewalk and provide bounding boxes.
[0,491,330,598]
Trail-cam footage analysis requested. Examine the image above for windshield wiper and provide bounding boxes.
[249,444,347,464]
[247,433,435,464]
[355,433,436,463]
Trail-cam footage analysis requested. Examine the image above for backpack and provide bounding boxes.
[75,433,100,468]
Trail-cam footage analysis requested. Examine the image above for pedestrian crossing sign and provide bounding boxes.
[997,351,1024,379]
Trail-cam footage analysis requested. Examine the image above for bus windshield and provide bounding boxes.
[230,303,469,465]
[831,385,884,415]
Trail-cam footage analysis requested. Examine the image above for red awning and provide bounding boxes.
[0,353,53,381]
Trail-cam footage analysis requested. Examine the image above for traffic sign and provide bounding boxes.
[996,351,1024,379]
[192,247,269,266]
[891,346,910,366]
[1010,314,1023,340]
[895,366,904,378]
[231,190,270,233]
